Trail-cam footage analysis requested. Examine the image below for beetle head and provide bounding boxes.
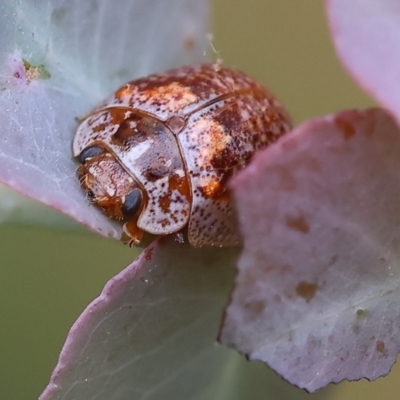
[77,145,144,223]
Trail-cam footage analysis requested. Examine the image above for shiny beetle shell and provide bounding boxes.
[73,63,292,247]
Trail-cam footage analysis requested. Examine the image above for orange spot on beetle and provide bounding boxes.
[200,180,222,198]
[158,194,171,213]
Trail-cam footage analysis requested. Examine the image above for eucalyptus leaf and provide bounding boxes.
[0,0,208,235]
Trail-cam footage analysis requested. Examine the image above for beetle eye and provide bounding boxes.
[122,189,142,216]
[86,190,95,201]
[79,146,104,163]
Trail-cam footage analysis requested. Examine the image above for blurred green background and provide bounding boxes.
[2,1,399,399]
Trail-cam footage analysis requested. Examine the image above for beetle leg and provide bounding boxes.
[122,221,144,247]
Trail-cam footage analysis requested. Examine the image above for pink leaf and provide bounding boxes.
[0,51,122,239]
[327,0,400,121]
[40,238,238,400]
[220,108,400,392]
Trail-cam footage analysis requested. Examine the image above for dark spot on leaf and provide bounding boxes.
[296,281,317,302]
[335,116,356,140]
[285,213,310,233]
[273,166,297,191]
[51,7,67,23]
[183,35,196,51]
[356,309,369,319]
[144,247,153,261]
[328,255,338,267]
[376,340,388,357]
[303,157,321,172]
[243,300,267,321]
[241,269,258,286]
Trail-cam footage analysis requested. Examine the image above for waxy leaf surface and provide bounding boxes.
[221,108,400,392]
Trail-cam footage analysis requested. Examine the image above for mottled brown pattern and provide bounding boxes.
[111,114,143,145]
[158,194,171,214]
[73,63,292,247]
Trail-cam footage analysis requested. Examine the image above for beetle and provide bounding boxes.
[73,63,291,247]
